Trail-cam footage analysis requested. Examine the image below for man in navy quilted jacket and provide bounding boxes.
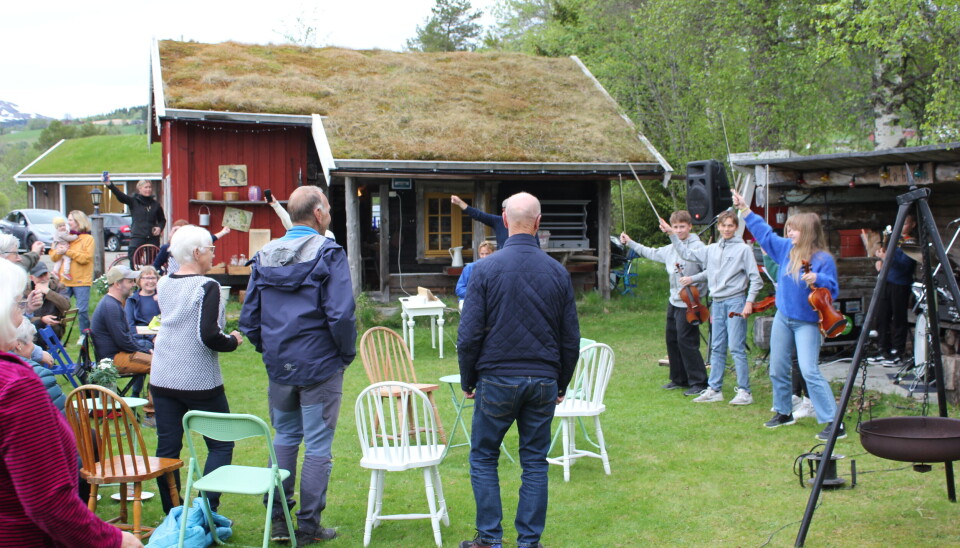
[457,192,580,548]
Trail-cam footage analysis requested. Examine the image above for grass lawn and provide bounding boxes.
[71,261,959,547]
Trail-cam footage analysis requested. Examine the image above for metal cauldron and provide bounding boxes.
[859,416,960,463]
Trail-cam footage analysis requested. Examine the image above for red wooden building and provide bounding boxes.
[149,40,672,299]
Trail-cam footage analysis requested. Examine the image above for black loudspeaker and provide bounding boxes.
[686,159,733,225]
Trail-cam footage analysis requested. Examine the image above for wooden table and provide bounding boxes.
[399,297,446,359]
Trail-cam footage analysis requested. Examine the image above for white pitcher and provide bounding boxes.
[449,246,464,267]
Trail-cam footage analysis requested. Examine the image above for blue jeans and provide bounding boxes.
[66,285,91,334]
[707,295,750,393]
[152,387,233,513]
[470,375,558,548]
[267,373,343,535]
[770,311,837,423]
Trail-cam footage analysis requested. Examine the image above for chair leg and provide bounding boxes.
[422,467,442,547]
[431,465,449,526]
[199,492,221,546]
[263,480,275,548]
[132,482,143,539]
[364,469,379,547]
[374,469,385,528]
[562,418,572,482]
[87,484,99,512]
[425,392,447,443]
[275,472,297,548]
[178,463,196,548]
[595,415,611,475]
[165,471,180,506]
[119,482,129,523]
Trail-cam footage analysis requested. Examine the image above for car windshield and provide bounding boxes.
[23,210,60,224]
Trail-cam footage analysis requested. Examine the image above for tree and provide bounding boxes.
[407,0,484,52]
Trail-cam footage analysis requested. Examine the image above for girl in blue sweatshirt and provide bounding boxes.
[732,189,844,441]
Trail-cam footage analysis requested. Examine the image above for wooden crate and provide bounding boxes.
[227,265,251,275]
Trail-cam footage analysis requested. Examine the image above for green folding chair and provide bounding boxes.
[178,411,296,548]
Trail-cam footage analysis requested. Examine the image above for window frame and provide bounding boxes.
[415,181,476,263]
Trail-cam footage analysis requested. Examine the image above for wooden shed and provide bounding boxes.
[149,40,672,299]
[731,143,960,348]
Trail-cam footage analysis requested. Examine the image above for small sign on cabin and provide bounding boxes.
[219,165,248,187]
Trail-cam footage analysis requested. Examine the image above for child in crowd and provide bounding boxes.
[456,241,495,311]
[733,189,844,440]
[50,217,78,280]
[665,210,763,406]
[621,210,709,396]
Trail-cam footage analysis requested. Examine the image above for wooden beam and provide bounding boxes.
[379,181,390,300]
[344,176,361,297]
[597,180,611,299]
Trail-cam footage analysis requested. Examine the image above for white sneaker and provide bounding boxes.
[729,388,754,406]
[792,397,816,419]
[693,388,723,403]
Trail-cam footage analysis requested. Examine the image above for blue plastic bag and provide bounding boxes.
[146,497,233,548]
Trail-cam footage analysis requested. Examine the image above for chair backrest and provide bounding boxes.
[355,381,440,461]
[64,384,152,477]
[132,244,160,269]
[359,327,419,385]
[563,343,615,408]
[38,325,77,376]
[182,411,279,467]
[59,307,79,342]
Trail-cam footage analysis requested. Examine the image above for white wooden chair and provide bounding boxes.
[355,381,449,547]
[547,343,615,482]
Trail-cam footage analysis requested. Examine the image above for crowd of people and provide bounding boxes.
[3,178,917,548]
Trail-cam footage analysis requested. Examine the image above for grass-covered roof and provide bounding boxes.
[23,134,160,175]
[157,40,656,164]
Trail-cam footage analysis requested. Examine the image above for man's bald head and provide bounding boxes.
[503,192,541,236]
[288,186,330,231]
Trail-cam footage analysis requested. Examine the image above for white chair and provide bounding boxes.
[355,381,449,547]
[547,343,615,482]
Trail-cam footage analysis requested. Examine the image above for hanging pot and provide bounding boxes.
[859,416,960,463]
[198,205,211,227]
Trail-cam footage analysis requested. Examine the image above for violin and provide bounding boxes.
[728,295,776,318]
[676,263,709,326]
[802,261,847,338]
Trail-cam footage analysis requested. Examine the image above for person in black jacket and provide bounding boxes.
[457,192,580,548]
[105,176,166,268]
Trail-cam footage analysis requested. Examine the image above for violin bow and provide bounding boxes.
[618,174,627,233]
[628,163,662,220]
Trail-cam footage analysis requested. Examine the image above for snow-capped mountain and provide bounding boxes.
[0,100,50,125]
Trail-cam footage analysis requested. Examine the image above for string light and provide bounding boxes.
[849,176,856,188]
[819,172,831,183]
[797,175,806,186]
[880,166,890,180]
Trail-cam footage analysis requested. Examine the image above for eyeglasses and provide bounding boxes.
[140,276,159,281]
[17,299,29,311]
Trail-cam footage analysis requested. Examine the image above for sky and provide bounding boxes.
[0,0,500,119]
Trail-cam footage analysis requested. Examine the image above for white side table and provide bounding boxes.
[399,297,446,359]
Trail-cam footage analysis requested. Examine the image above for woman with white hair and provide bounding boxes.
[150,225,243,514]
[0,258,142,547]
[105,175,166,269]
[48,210,95,333]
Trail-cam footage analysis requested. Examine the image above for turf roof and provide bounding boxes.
[23,134,161,175]
[157,40,656,164]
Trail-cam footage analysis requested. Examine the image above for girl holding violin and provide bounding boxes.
[731,189,844,441]
[620,210,709,396]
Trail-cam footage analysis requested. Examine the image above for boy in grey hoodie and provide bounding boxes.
[621,210,709,396]
[665,210,763,405]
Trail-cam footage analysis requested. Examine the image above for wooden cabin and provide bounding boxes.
[149,40,672,299]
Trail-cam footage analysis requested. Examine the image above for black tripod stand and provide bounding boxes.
[795,170,960,546]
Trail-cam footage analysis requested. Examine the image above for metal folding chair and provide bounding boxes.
[37,325,81,388]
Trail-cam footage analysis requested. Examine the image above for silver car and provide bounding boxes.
[0,208,60,251]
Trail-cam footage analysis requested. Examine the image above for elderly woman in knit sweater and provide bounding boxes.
[0,258,142,548]
[150,225,244,514]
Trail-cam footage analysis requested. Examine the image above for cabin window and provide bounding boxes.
[424,193,473,258]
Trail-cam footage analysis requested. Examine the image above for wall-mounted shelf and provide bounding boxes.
[189,200,288,206]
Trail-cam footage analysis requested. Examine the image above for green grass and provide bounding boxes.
[68,262,960,547]
[24,134,159,174]
[0,128,43,145]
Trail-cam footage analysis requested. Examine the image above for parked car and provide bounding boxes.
[0,208,60,251]
[101,213,132,252]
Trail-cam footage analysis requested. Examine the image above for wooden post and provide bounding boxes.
[597,180,611,299]
[379,181,390,300]
[344,176,361,298]
[90,215,105,279]
[473,181,487,253]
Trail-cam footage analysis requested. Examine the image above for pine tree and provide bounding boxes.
[407,0,484,52]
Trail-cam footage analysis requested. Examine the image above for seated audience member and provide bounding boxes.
[12,319,65,413]
[0,234,46,272]
[126,266,160,347]
[0,257,143,548]
[90,265,154,420]
[456,241,495,311]
[28,262,72,342]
